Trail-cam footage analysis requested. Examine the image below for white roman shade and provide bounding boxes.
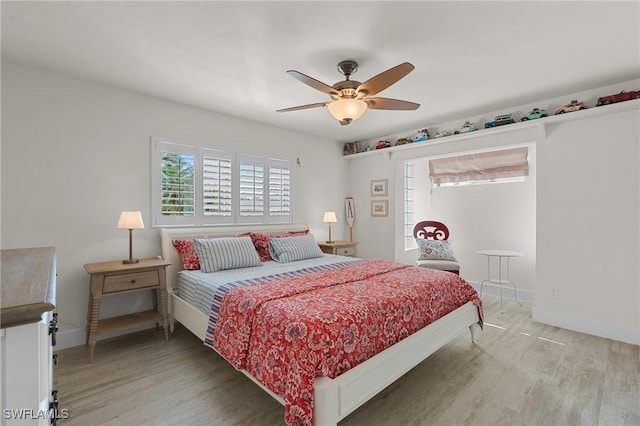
[429,147,529,185]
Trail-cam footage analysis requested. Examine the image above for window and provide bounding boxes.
[404,162,415,249]
[239,157,265,219]
[429,147,529,187]
[151,138,293,227]
[269,165,291,217]
[161,150,195,217]
[203,150,233,218]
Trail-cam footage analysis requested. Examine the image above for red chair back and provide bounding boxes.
[413,221,450,241]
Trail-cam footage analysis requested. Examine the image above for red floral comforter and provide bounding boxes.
[213,260,482,426]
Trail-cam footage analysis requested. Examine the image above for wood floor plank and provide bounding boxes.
[53,295,639,425]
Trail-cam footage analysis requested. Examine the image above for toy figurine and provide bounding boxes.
[435,130,452,138]
[554,100,587,115]
[413,129,430,142]
[343,142,357,155]
[521,108,547,121]
[454,121,477,134]
[596,90,640,106]
[486,114,526,127]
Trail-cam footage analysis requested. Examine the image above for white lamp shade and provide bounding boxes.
[323,211,337,223]
[117,211,145,230]
[327,99,368,122]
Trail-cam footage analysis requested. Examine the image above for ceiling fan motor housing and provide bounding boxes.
[332,60,365,99]
[337,60,358,78]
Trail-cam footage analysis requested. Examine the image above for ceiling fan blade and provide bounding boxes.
[357,62,415,97]
[366,97,420,110]
[276,102,327,113]
[286,70,339,96]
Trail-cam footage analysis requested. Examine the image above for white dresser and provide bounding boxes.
[1,248,60,425]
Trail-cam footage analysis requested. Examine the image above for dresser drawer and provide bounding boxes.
[336,246,356,256]
[103,270,159,293]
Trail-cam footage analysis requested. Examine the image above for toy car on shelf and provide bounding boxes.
[494,114,515,126]
[521,108,547,121]
[435,130,453,138]
[413,129,430,142]
[554,100,588,115]
[485,114,515,128]
[395,137,412,146]
[454,121,477,134]
[596,90,640,106]
[375,140,391,149]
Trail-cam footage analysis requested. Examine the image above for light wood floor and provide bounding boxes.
[54,296,639,425]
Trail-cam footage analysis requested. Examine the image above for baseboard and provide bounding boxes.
[532,306,639,346]
[467,280,534,304]
[55,323,158,351]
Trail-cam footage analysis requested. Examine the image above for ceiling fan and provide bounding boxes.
[277,60,420,126]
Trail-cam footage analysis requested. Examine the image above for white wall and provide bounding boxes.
[535,109,639,344]
[1,61,348,349]
[344,153,396,260]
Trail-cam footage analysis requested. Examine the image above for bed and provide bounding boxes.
[160,224,482,426]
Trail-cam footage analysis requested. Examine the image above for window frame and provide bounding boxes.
[404,161,416,250]
[151,137,293,227]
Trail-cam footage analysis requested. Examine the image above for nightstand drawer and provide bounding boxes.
[103,270,159,293]
[336,246,356,256]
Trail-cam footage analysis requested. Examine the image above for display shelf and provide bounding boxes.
[343,99,639,161]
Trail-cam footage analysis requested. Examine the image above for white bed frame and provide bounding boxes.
[160,224,481,426]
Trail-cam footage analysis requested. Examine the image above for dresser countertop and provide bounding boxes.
[1,247,56,328]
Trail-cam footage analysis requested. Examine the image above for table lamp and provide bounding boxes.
[323,211,337,243]
[117,211,144,264]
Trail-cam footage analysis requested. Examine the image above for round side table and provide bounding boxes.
[477,250,524,305]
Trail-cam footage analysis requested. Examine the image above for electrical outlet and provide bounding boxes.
[549,287,559,300]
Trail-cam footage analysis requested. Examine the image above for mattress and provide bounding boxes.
[175,254,363,316]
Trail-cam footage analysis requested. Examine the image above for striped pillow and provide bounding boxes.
[248,230,309,261]
[268,234,324,263]
[194,236,261,272]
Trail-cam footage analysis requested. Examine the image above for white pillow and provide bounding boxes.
[268,234,324,263]
[416,239,457,261]
[194,236,261,272]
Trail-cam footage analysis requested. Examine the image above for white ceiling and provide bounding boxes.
[2,1,639,143]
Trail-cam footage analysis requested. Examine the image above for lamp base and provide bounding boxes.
[326,240,334,244]
[122,258,140,264]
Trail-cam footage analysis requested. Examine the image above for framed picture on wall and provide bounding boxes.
[370,179,388,197]
[371,200,388,217]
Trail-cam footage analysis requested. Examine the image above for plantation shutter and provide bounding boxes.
[202,149,233,222]
[239,156,265,219]
[429,147,529,185]
[269,165,291,218]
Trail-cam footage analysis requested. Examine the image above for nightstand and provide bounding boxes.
[318,241,359,257]
[83,258,170,362]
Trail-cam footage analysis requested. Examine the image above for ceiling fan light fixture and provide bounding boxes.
[279,61,418,125]
[327,99,368,123]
